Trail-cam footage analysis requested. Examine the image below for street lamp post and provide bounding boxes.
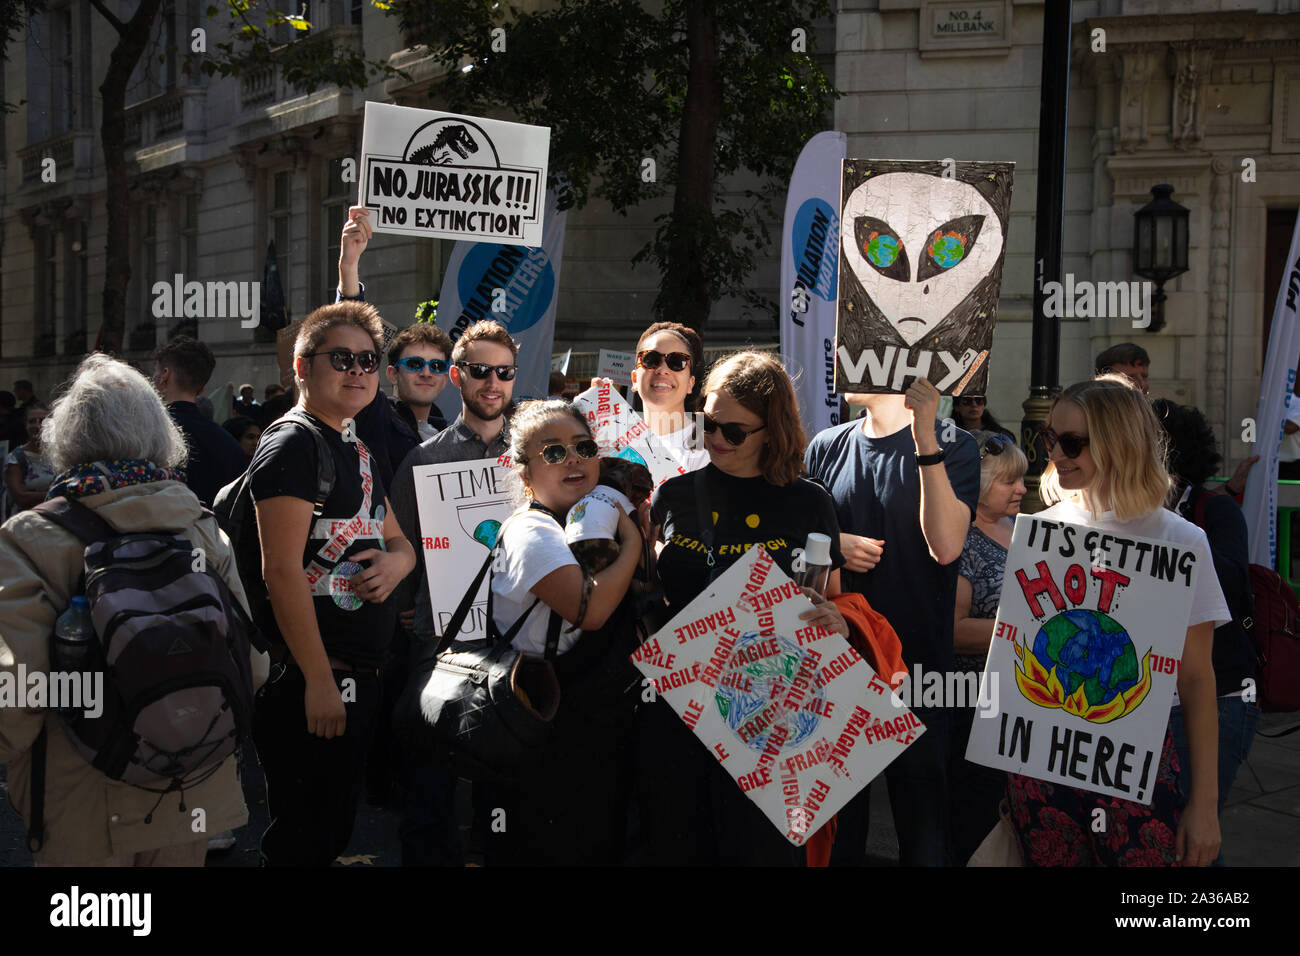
[1132,184,1190,334]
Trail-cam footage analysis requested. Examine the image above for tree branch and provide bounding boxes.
[88,0,124,34]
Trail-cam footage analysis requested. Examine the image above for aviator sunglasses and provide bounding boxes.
[702,413,766,446]
[637,349,692,373]
[304,348,380,373]
[1038,425,1090,459]
[535,439,601,465]
[395,356,449,375]
[456,362,518,381]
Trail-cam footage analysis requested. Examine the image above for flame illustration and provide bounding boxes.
[1013,642,1153,724]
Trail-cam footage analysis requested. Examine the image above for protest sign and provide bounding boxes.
[835,158,1013,395]
[573,379,687,491]
[413,457,515,640]
[596,348,636,386]
[633,546,923,845]
[551,348,572,374]
[360,102,551,247]
[966,514,1200,805]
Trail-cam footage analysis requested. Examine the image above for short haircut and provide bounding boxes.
[451,320,518,363]
[1152,399,1221,487]
[294,301,385,365]
[971,429,1029,500]
[152,336,217,393]
[43,353,188,474]
[264,384,285,400]
[390,322,454,365]
[704,351,806,487]
[1040,374,1169,520]
[222,415,260,444]
[637,321,705,409]
[1095,342,1150,374]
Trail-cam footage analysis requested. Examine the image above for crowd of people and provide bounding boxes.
[0,206,1264,869]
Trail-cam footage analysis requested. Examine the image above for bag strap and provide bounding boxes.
[272,409,336,517]
[32,496,118,545]
[693,467,720,582]
[433,550,495,656]
[27,725,47,853]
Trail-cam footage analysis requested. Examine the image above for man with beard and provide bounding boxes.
[387,318,518,866]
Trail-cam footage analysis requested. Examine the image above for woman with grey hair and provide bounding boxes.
[0,353,268,866]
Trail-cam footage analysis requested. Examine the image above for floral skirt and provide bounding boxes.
[1006,728,1182,867]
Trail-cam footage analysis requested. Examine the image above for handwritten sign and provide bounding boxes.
[634,546,923,845]
[361,102,551,247]
[966,514,1200,805]
[573,380,686,490]
[413,457,515,640]
[596,348,637,386]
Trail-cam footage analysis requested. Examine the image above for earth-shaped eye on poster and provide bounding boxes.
[1014,608,1153,724]
[835,159,1014,396]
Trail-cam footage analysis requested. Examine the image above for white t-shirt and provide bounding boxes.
[1279,401,1300,463]
[566,485,634,544]
[490,509,582,656]
[658,421,710,473]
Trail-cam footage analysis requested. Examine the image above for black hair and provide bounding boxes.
[1152,398,1221,487]
[1095,342,1150,375]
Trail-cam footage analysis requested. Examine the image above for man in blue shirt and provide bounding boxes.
[152,337,247,508]
[805,378,980,866]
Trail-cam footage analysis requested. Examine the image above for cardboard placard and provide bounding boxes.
[573,380,687,491]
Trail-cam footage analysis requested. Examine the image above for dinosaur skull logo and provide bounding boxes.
[840,172,1004,347]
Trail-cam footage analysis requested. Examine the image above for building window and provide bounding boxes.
[270,168,293,309]
[54,5,73,133]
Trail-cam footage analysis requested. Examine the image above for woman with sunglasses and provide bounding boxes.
[953,394,1016,443]
[485,399,643,864]
[950,430,1027,864]
[249,301,417,866]
[1006,375,1227,867]
[638,351,849,865]
[630,322,710,472]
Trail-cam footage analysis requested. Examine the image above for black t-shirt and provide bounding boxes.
[805,419,980,677]
[249,411,390,667]
[651,464,844,616]
[1185,487,1257,695]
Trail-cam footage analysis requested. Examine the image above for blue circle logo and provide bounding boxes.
[458,244,556,336]
[791,198,839,301]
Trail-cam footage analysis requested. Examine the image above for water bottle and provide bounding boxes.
[51,596,97,680]
[794,532,833,596]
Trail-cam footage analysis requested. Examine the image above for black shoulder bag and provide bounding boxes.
[395,512,563,786]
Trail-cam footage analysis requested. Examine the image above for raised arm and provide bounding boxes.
[906,379,973,565]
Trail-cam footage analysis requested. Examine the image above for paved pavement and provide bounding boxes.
[3,711,1295,866]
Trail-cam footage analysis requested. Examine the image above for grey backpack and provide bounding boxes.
[25,496,259,850]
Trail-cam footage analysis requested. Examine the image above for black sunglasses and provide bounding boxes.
[395,356,449,375]
[1039,426,1089,459]
[981,435,1012,458]
[456,362,518,381]
[702,413,766,446]
[536,439,600,465]
[637,349,691,372]
[956,396,986,406]
[304,348,380,374]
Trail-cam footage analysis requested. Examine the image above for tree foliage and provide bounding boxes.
[390,0,837,331]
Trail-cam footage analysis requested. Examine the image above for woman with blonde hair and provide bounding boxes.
[638,350,849,865]
[1007,375,1226,866]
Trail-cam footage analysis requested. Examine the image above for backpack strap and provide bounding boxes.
[27,725,47,853]
[271,409,336,517]
[32,496,118,545]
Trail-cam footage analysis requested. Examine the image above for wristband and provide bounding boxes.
[915,448,946,466]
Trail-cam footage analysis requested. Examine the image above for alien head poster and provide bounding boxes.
[835,159,1014,395]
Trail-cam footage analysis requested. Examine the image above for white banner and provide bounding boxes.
[1243,208,1300,566]
[780,131,846,439]
[573,380,686,491]
[413,458,515,640]
[634,545,921,845]
[966,514,1200,805]
[433,189,568,422]
[360,102,550,247]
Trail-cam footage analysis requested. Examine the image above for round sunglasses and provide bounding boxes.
[637,349,691,373]
[535,438,600,465]
[395,356,449,375]
[304,348,380,374]
[456,361,518,381]
[702,413,766,446]
[1039,425,1089,459]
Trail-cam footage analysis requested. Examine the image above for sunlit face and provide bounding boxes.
[450,340,516,423]
[1046,401,1098,494]
[981,470,1027,520]
[521,415,599,513]
[702,389,767,479]
[387,342,449,408]
[632,330,695,420]
[297,325,380,423]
